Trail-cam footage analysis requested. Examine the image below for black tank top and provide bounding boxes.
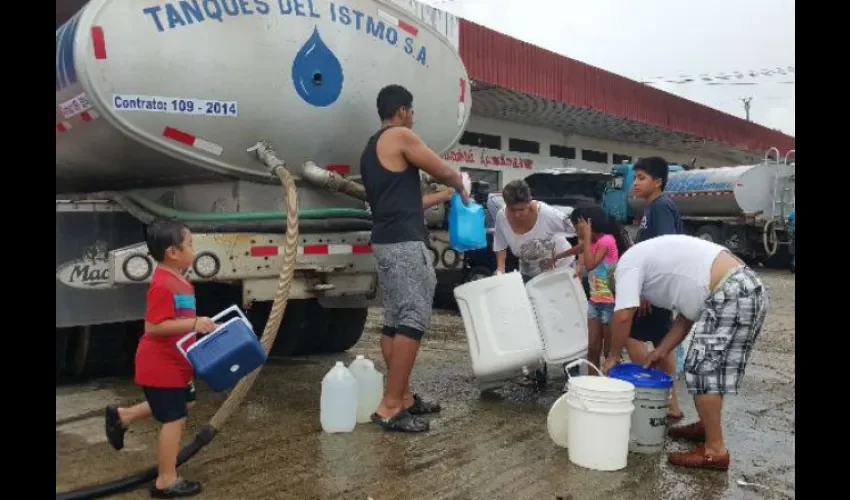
[360,127,427,244]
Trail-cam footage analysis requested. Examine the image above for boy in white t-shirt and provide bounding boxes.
[604,234,769,471]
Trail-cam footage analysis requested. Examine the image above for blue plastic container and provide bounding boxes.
[608,363,673,389]
[177,305,267,392]
[608,362,673,389]
[448,192,487,252]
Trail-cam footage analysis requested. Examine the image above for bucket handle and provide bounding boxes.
[176,305,251,359]
[562,359,604,412]
[563,359,603,378]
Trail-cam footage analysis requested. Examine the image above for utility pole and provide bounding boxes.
[740,97,753,121]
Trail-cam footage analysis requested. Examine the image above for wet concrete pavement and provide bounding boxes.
[57,269,795,500]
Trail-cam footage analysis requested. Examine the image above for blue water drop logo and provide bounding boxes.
[291,27,344,108]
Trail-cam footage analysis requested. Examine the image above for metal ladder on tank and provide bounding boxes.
[766,147,794,223]
[771,149,795,222]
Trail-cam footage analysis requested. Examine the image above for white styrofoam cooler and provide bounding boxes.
[454,269,589,388]
[454,272,543,388]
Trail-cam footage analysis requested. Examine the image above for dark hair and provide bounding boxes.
[633,156,670,190]
[145,219,189,262]
[377,84,413,121]
[570,205,631,256]
[502,179,533,206]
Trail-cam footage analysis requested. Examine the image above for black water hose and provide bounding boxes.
[56,426,217,500]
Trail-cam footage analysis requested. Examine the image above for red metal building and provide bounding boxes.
[458,20,794,163]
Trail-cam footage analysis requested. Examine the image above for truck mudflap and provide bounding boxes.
[109,231,378,301]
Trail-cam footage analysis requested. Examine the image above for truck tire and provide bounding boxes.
[695,224,722,243]
[246,300,328,357]
[56,329,70,381]
[67,324,130,379]
[319,307,369,354]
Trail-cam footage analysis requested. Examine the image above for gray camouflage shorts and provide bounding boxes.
[373,241,437,340]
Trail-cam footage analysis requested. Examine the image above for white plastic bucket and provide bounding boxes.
[563,360,635,471]
[629,386,670,453]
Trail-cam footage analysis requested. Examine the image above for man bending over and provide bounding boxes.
[604,234,769,470]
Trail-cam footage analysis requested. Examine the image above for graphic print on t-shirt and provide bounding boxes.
[174,294,196,318]
[588,234,618,304]
[518,238,557,277]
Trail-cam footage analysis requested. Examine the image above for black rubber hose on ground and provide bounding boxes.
[55,426,217,500]
[56,143,300,500]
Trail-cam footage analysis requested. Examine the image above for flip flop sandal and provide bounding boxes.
[150,477,202,498]
[104,405,127,451]
[407,394,441,415]
[371,409,430,433]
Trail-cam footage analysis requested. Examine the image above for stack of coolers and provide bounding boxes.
[454,268,589,390]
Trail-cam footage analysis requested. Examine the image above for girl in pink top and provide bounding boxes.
[571,207,631,374]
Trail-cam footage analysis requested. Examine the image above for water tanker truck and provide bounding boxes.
[55,0,471,378]
[603,149,795,265]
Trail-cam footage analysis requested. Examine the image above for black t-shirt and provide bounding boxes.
[635,194,682,243]
[631,193,682,341]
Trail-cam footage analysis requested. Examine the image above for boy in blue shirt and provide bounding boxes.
[627,156,684,421]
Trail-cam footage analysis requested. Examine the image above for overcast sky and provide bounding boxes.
[424,0,795,136]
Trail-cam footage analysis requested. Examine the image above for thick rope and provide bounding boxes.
[210,144,299,430]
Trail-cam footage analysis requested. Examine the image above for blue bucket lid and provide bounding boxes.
[608,363,673,389]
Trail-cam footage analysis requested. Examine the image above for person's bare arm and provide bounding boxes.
[422,189,454,209]
[553,243,583,262]
[583,243,608,271]
[399,128,466,195]
[145,317,216,336]
[606,307,637,370]
[495,250,507,274]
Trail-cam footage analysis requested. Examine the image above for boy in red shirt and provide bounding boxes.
[104,220,216,498]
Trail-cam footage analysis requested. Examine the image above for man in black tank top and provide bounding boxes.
[360,84,469,433]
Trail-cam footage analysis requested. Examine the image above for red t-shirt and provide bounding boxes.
[134,267,197,388]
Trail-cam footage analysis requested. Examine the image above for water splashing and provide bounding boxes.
[291,27,344,108]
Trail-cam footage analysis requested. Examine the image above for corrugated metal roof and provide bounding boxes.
[459,20,794,154]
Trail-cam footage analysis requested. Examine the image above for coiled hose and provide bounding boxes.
[56,142,300,500]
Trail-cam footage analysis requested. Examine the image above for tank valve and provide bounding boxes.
[247,141,287,177]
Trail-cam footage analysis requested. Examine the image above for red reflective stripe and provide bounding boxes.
[351,244,372,254]
[163,126,195,146]
[326,164,350,175]
[398,20,419,36]
[91,27,107,59]
[303,245,329,255]
[250,246,279,257]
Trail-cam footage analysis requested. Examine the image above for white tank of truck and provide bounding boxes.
[628,163,794,218]
[55,0,471,193]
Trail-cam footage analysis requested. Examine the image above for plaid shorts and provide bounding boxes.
[684,266,769,396]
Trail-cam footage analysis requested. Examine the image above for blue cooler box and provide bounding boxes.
[177,305,268,392]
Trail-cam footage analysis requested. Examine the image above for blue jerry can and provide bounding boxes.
[448,192,487,252]
[177,305,267,392]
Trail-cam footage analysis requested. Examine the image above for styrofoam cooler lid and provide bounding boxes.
[608,363,673,389]
[525,268,588,364]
